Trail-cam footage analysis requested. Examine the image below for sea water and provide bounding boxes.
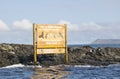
[0,64,120,79]
[0,64,34,79]
[68,44,120,48]
[65,64,120,79]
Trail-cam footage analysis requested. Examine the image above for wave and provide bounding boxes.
[1,63,119,69]
[26,65,42,68]
[1,64,25,69]
[73,63,120,68]
[0,64,42,69]
[74,65,95,68]
[48,64,99,69]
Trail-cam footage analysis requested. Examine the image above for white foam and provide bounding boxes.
[26,65,42,68]
[74,65,93,68]
[73,64,120,68]
[49,65,97,68]
[1,64,43,69]
[1,64,25,69]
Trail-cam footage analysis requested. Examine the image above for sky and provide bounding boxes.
[0,0,120,44]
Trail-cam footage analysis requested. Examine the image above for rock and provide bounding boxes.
[0,43,33,67]
[0,43,14,51]
[0,43,120,67]
[0,51,19,67]
[8,51,15,54]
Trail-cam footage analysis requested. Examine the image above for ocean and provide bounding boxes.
[65,64,120,79]
[0,64,120,79]
[0,44,120,79]
[68,44,120,48]
[0,64,34,79]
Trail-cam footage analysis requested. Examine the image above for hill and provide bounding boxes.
[92,39,120,44]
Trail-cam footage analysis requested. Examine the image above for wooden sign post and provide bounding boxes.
[33,24,68,64]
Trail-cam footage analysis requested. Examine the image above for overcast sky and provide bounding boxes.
[0,0,120,44]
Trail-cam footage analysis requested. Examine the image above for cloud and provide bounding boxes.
[58,20,103,32]
[0,19,120,44]
[58,20,120,44]
[13,19,32,31]
[58,20,79,31]
[0,20,10,31]
[80,22,103,31]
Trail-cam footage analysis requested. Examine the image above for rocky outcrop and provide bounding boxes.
[0,43,120,67]
[68,46,120,65]
[0,43,33,67]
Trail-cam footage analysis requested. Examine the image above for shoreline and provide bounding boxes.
[0,43,120,67]
[1,63,120,79]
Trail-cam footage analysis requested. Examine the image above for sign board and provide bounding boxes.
[33,24,68,63]
[37,25,66,48]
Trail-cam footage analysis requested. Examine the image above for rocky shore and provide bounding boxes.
[0,43,120,67]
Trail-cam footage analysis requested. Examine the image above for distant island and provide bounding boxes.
[92,39,120,44]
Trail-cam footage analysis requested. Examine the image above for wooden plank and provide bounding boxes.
[65,24,68,64]
[37,48,65,54]
[33,24,37,63]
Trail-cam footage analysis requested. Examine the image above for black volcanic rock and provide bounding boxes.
[0,43,120,67]
[92,39,120,44]
[0,43,33,67]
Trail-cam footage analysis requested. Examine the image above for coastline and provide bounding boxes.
[0,43,120,67]
[1,63,120,79]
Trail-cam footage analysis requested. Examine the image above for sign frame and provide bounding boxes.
[33,24,68,64]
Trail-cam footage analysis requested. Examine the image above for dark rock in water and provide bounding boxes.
[0,51,19,67]
[0,43,120,67]
[0,43,33,67]
[39,54,66,66]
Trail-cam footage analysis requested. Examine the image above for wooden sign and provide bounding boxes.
[37,25,66,48]
[33,24,68,63]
